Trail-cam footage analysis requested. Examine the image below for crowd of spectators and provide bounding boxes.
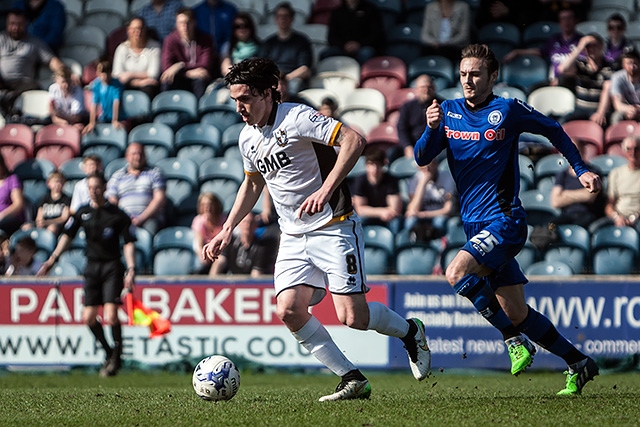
[0,0,640,276]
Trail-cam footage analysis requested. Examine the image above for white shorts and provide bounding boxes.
[274,214,369,306]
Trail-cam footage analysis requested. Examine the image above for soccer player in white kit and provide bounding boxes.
[202,58,431,401]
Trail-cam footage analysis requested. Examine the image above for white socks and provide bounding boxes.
[292,316,355,376]
[367,302,410,338]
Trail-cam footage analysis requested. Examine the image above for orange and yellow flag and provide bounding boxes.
[125,293,171,338]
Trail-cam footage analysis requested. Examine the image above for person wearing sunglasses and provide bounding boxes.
[604,13,636,70]
[220,12,260,76]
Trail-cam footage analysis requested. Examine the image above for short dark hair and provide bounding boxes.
[461,44,500,76]
[176,7,194,20]
[275,2,295,18]
[608,12,627,29]
[96,60,112,74]
[621,49,640,62]
[365,149,386,165]
[224,57,282,103]
[87,172,106,186]
[16,236,36,252]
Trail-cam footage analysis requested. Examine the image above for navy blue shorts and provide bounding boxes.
[83,259,125,306]
[461,216,528,289]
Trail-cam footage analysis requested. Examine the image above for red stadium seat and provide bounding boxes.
[0,124,34,170]
[562,120,604,161]
[604,120,640,155]
[34,124,81,168]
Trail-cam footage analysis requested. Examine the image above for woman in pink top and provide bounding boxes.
[0,154,25,236]
[192,192,225,274]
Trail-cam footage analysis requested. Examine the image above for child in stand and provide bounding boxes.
[49,67,89,130]
[4,236,42,276]
[82,61,127,135]
[34,171,71,236]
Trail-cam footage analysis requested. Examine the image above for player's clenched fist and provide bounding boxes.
[426,99,443,129]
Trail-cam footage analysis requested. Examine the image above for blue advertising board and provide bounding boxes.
[389,278,640,371]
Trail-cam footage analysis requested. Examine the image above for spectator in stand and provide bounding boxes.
[278,71,310,105]
[161,7,217,99]
[106,142,167,235]
[551,139,606,228]
[558,33,614,126]
[70,154,103,215]
[404,158,456,242]
[604,13,636,71]
[220,12,261,76]
[318,96,339,119]
[420,0,471,63]
[210,211,278,277]
[605,134,640,233]
[475,0,537,30]
[49,67,88,130]
[192,0,237,57]
[534,0,591,23]
[112,17,162,101]
[82,61,126,135]
[12,0,65,53]
[192,192,225,274]
[0,153,25,236]
[4,235,41,276]
[259,2,313,95]
[33,170,70,236]
[0,9,65,116]
[610,50,640,124]
[393,75,441,163]
[137,0,184,42]
[504,7,583,88]
[351,149,403,234]
[322,0,385,65]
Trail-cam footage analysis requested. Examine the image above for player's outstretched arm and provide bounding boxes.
[299,125,364,217]
[37,234,72,276]
[203,173,265,262]
[578,171,602,194]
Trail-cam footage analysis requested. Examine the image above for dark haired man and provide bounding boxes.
[203,57,431,401]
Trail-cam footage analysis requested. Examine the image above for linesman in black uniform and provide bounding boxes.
[38,173,136,377]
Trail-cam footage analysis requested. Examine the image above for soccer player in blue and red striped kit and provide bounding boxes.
[415,44,602,395]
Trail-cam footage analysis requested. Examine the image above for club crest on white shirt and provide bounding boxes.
[274,128,288,147]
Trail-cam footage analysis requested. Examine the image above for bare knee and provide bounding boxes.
[445,258,468,286]
[336,310,368,330]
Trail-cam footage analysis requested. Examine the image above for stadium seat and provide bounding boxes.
[155,157,199,206]
[385,23,424,65]
[543,224,591,274]
[522,21,560,49]
[527,86,576,120]
[519,154,535,191]
[34,124,81,168]
[360,55,407,94]
[83,0,128,33]
[59,249,87,272]
[562,120,604,160]
[50,261,80,277]
[366,121,400,152]
[385,88,416,121]
[58,157,85,196]
[128,122,174,166]
[297,88,339,109]
[198,89,235,116]
[363,224,395,254]
[389,156,419,180]
[131,226,153,274]
[515,240,539,272]
[477,22,521,61]
[199,179,240,205]
[589,0,634,22]
[395,244,439,275]
[576,20,608,39]
[175,123,221,167]
[603,120,640,155]
[152,226,196,275]
[104,157,128,179]
[81,123,128,167]
[407,55,455,92]
[364,246,391,275]
[591,225,640,275]
[10,227,57,259]
[13,158,56,183]
[501,55,549,94]
[588,154,626,177]
[311,56,361,105]
[525,260,573,276]
[439,86,464,100]
[60,25,107,66]
[403,0,430,25]
[534,153,568,189]
[15,90,51,120]
[338,88,386,136]
[0,124,34,170]
[493,85,526,101]
[151,89,198,127]
[122,90,151,120]
[200,105,243,133]
[220,122,245,154]
[198,157,245,186]
[520,189,560,227]
[440,218,467,271]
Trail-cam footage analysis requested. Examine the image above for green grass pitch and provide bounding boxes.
[1,369,639,427]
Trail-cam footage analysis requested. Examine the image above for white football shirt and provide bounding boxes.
[240,102,354,235]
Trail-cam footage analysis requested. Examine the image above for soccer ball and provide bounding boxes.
[192,355,240,401]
